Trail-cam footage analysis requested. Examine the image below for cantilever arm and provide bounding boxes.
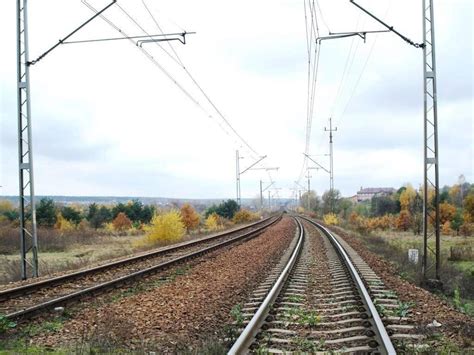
[28,0,117,65]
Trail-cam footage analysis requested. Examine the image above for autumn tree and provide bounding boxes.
[144,210,185,244]
[464,193,474,221]
[439,202,456,225]
[54,213,75,232]
[205,212,220,231]
[399,184,416,211]
[233,209,258,224]
[112,212,132,232]
[396,210,412,231]
[441,221,453,236]
[323,213,338,225]
[180,203,200,232]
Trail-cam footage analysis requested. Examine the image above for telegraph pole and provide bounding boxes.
[325,117,337,192]
[260,180,263,208]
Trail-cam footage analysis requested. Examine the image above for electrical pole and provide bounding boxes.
[325,117,337,193]
[236,150,241,206]
[349,0,441,283]
[17,0,38,279]
[235,153,271,207]
[15,0,191,279]
[422,0,440,282]
[305,170,311,210]
[260,180,263,208]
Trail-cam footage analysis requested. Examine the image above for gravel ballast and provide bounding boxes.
[33,217,297,352]
[327,224,474,349]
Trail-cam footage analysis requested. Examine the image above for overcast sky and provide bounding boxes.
[0,0,472,200]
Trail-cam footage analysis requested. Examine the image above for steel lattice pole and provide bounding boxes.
[422,0,440,281]
[17,0,38,279]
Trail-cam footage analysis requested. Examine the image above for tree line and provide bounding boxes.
[299,179,474,236]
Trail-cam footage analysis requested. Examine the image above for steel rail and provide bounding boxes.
[3,216,281,321]
[302,217,396,355]
[228,217,304,355]
[0,216,276,302]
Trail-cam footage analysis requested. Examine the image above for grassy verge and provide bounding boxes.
[338,225,474,316]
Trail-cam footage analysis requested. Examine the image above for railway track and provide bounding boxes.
[0,215,280,321]
[229,216,423,354]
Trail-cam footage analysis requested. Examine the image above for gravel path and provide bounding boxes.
[327,224,474,349]
[33,217,297,353]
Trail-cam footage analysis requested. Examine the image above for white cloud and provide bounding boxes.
[0,0,472,199]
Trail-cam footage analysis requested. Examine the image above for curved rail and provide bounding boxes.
[302,217,396,355]
[228,217,304,355]
[0,216,276,302]
[3,215,281,321]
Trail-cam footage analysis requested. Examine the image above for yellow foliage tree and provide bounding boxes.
[205,212,220,231]
[180,204,200,232]
[112,212,132,232]
[54,213,75,232]
[399,184,416,211]
[464,194,474,221]
[0,200,14,214]
[144,210,185,245]
[323,213,338,225]
[233,209,259,224]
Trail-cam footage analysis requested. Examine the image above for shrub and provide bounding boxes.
[396,210,412,231]
[205,213,220,231]
[460,222,474,237]
[143,210,185,245]
[54,213,75,232]
[180,204,200,232]
[441,221,453,236]
[112,212,132,232]
[233,209,259,224]
[323,213,338,226]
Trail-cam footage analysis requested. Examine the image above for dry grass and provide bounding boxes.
[0,232,143,284]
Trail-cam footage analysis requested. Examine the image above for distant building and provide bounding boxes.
[355,187,396,203]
